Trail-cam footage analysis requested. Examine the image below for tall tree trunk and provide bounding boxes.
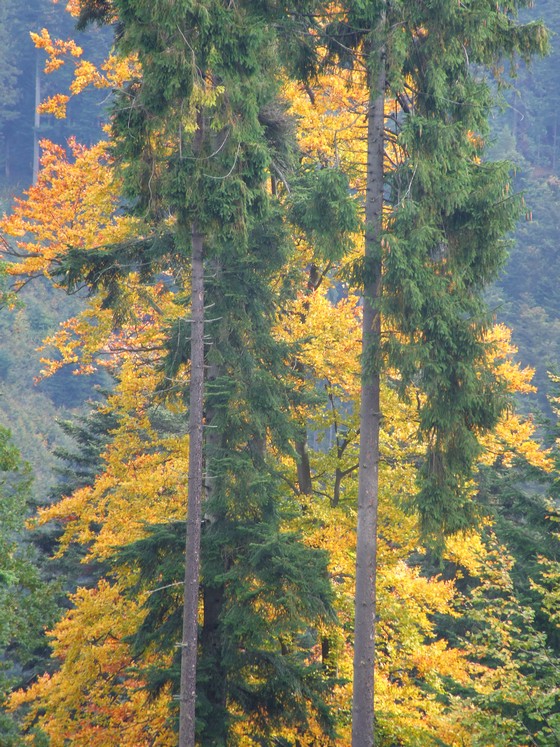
[295,433,313,495]
[33,52,41,185]
[352,50,386,747]
[200,368,229,747]
[179,223,205,747]
[200,259,228,744]
[294,263,322,497]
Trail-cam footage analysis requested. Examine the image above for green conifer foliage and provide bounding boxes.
[118,519,337,743]
[381,0,547,539]
[0,427,57,745]
[30,401,118,590]
[56,0,340,742]
[476,460,560,610]
[321,0,547,537]
[315,3,547,745]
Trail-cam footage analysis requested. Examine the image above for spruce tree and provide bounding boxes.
[318,2,547,744]
[57,1,339,743]
[0,427,57,745]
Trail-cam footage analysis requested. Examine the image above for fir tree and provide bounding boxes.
[56,1,340,743]
[312,2,548,744]
[31,399,118,589]
[0,427,56,745]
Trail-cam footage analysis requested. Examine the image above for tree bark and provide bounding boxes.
[200,259,228,743]
[351,48,386,747]
[295,435,313,495]
[33,52,41,185]
[179,223,205,747]
[294,264,322,497]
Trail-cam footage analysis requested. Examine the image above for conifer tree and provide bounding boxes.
[56,1,339,742]
[5,2,550,744]
[0,0,20,178]
[0,427,56,744]
[316,2,547,744]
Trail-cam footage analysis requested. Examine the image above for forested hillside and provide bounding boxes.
[0,0,112,497]
[0,2,559,747]
[0,0,111,187]
[491,0,560,407]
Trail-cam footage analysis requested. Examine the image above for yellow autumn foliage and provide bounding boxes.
[1,138,138,280]
[35,359,189,560]
[10,580,175,746]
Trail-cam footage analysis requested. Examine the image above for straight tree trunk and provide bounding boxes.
[294,263,322,497]
[33,52,41,185]
[351,48,386,747]
[200,434,228,741]
[179,223,205,747]
[295,434,313,495]
[200,259,228,743]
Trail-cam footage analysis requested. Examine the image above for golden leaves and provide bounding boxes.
[30,25,139,118]
[10,580,175,746]
[36,361,189,561]
[31,28,83,73]
[4,8,555,746]
[480,324,553,471]
[1,138,137,281]
[277,287,362,400]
